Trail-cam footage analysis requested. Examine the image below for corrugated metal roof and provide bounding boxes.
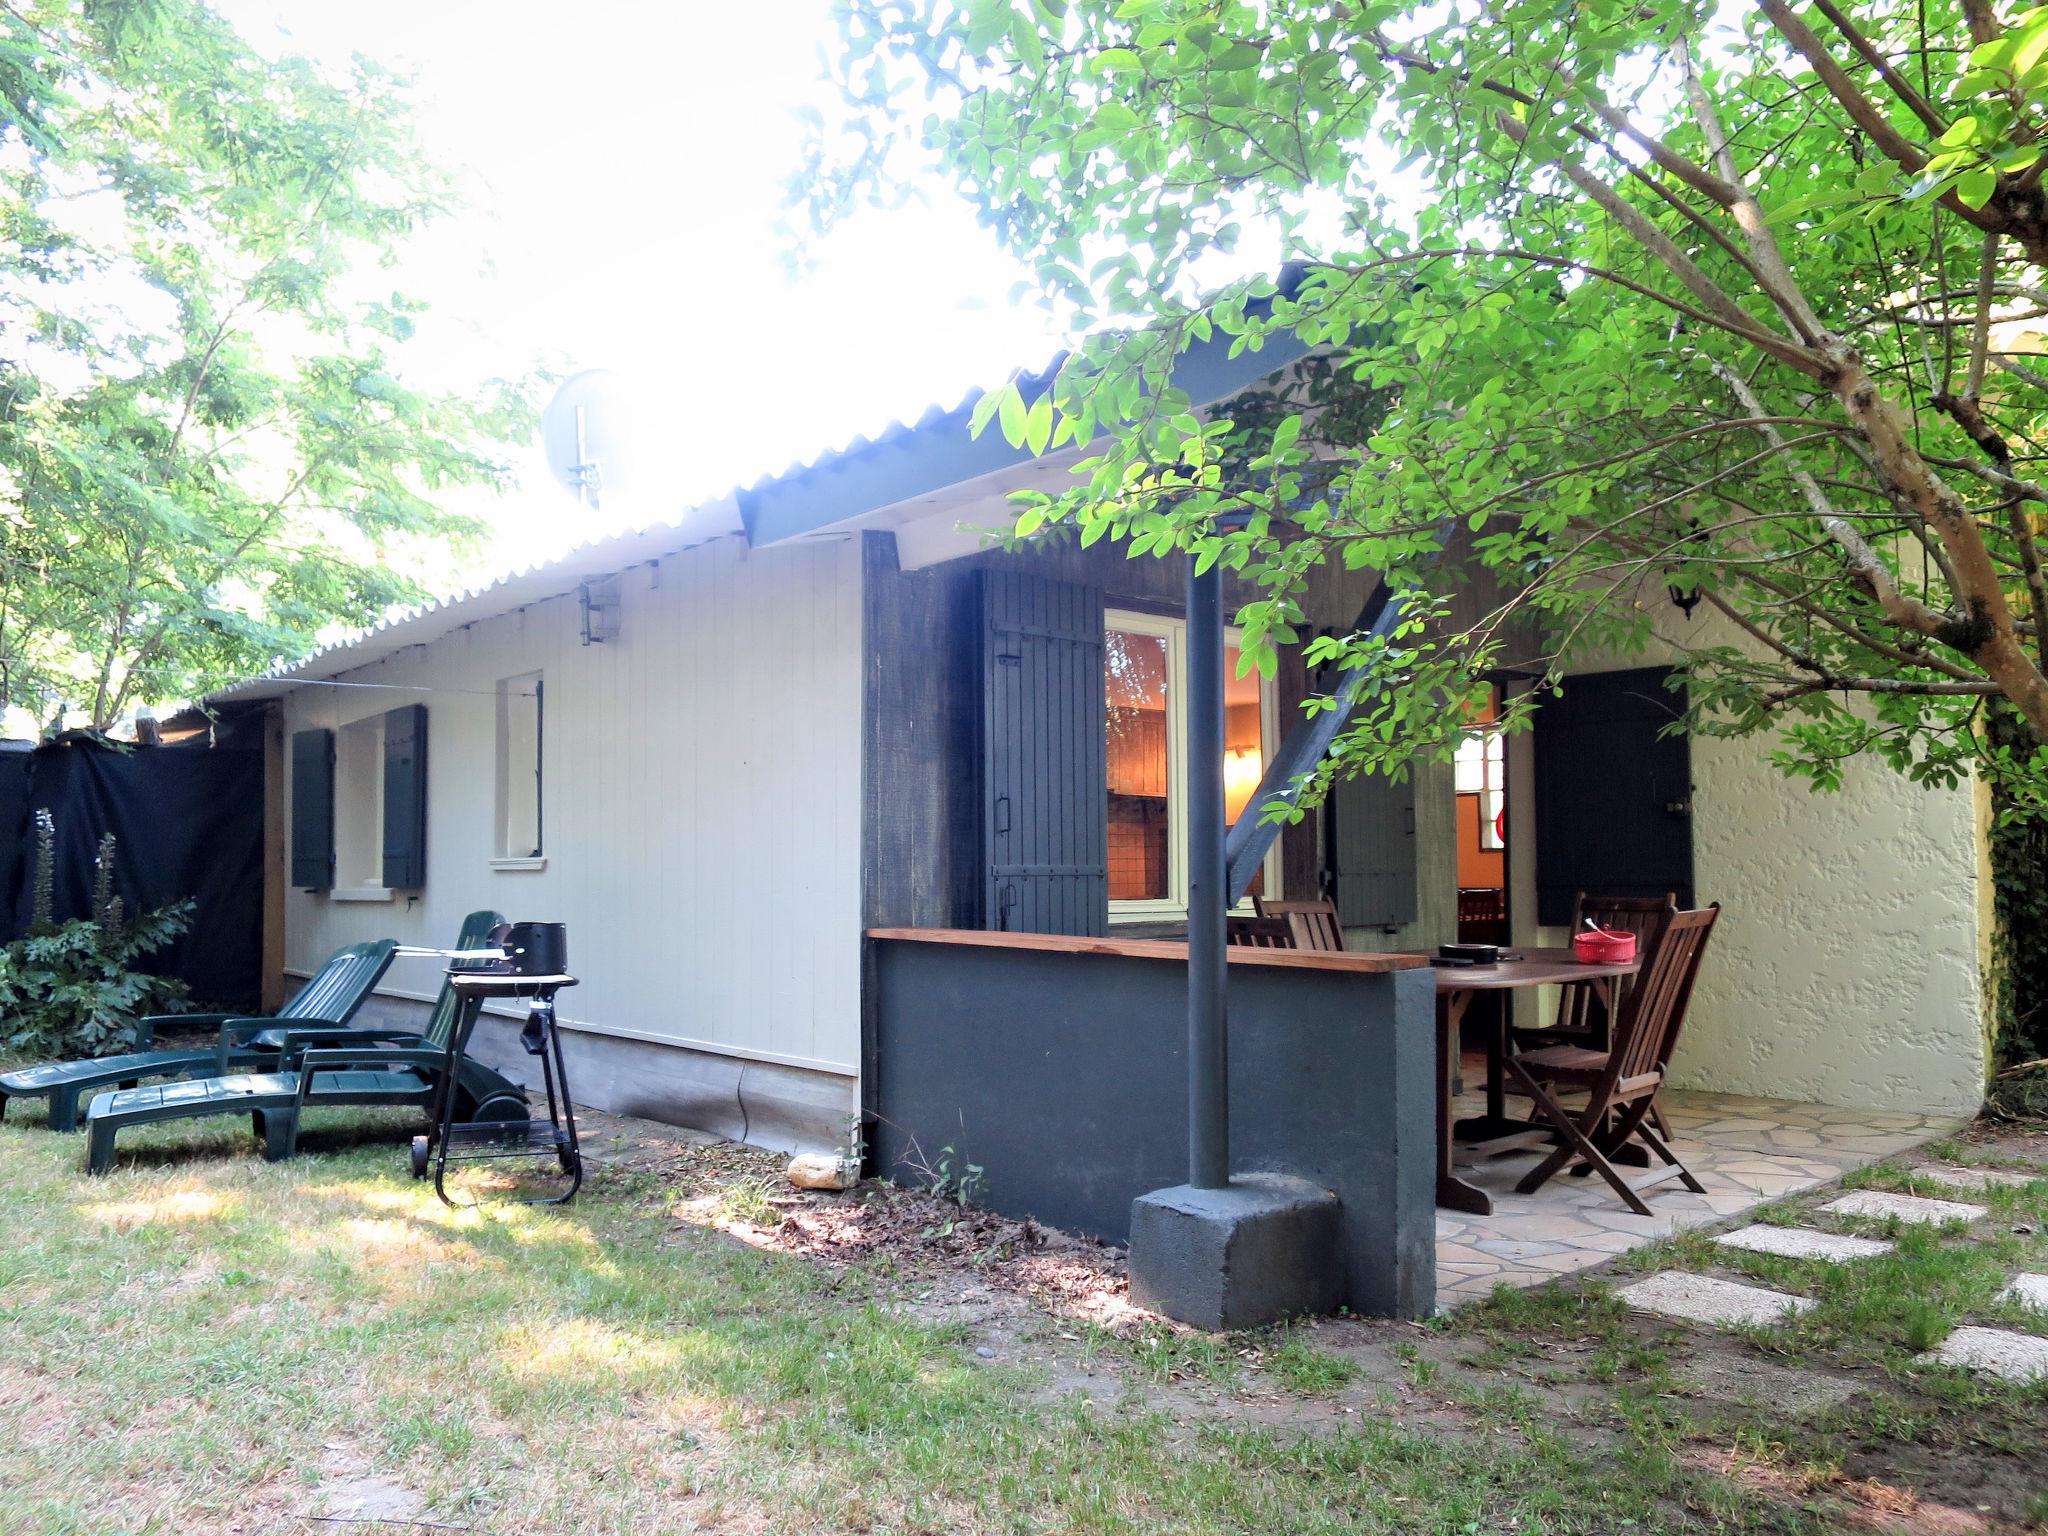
[737,354,1061,496]
[211,296,1309,704]
[210,361,1065,704]
[212,495,745,701]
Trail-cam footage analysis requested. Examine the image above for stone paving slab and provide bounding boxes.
[1433,1077,1966,1310]
[1616,1271,1814,1328]
[1822,1190,1986,1226]
[1998,1273,2048,1313]
[1913,1164,2043,1193]
[1714,1224,1893,1263]
[1922,1326,2048,1383]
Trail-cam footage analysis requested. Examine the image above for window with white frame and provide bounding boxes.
[1454,705,1506,851]
[495,672,543,861]
[1105,610,1280,920]
[333,714,385,890]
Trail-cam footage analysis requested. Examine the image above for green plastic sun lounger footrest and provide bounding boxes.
[0,1049,227,1133]
[80,1032,528,1176]
[83,1065,444,1175]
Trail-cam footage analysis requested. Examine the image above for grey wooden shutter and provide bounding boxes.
[1328,769,1417,929]
[290,727,334,890]
[381,704,428,889]
[982,569,1107,935]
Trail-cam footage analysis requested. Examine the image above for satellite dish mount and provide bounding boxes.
[540,369,636,516]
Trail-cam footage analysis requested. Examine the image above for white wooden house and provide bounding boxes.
[217,334,1995,1154]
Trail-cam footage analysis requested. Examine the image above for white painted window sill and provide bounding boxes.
[1110,904,1259,925]
[329,886,395,903]
[489,856,548,872]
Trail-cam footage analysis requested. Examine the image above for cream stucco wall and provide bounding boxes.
[1506,612,1989,1117]
[1672,717,1988,1114]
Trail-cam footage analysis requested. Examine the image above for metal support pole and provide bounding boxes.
[1186,552,1230,1189]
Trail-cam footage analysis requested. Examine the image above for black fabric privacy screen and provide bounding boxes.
[0,739,263,1009]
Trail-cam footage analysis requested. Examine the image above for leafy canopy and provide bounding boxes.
[1,0,532,729]
[815,0,2048,804]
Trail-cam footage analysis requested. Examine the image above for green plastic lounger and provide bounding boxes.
[84,913,526,1175]
[0,939,398,1133]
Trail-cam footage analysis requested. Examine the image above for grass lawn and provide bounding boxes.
[2,1100,2045,1534]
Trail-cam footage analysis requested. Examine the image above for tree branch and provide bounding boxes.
[1757,0,1929,172]
[1808,0,1949,135]
[1492,113,1825,376]
[1674,35,1826,344]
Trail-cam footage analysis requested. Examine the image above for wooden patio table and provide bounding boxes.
[1433,947,1641,1215]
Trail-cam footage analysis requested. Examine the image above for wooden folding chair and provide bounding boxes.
[1226,915,1293,948]
[1516,892,1675,1053]
[1505,905,1720,1215]
[1253,896,1344,952]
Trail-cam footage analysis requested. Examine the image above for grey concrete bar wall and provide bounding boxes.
[864,930,1438,1320]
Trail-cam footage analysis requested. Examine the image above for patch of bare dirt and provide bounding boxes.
[1823,1392,2048,1536]
[650,1144,1144,1332]
[572,1105,729,1174]
[1950,1116,2048,1170]
[1684,1442,2009,1535]
[308,1440,429,1525]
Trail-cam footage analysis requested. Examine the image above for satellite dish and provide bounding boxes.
[540,370,638,511]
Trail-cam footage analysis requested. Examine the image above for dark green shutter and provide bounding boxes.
[982,570,1107,935]
[1328,769,1416,929]
[381,704,428,889]
[290,727,334,890]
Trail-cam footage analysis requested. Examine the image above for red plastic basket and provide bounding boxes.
[1573,929,1637,964]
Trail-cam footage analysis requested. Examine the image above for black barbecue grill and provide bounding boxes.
[408,921,583,1206]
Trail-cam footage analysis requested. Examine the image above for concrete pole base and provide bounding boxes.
[1127,1173,1343,1331]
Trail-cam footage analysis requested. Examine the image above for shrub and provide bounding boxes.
[0,811,192,1059]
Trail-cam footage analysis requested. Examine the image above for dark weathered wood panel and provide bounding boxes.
[861,532,982,930]
[859,533,1380,936]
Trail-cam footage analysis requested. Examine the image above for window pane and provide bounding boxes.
[496,673,543,858]
[1454,734,1485,794]
[1222,642,1264,825]
[334,716,384,888]
[1106,629,1169,901]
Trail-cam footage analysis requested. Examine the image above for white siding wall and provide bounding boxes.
[280,534,865,1078]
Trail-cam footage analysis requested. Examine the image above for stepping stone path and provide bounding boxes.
[1617,1271,1813,1328]
[1714,1224,1893,1263]
[1625,1180,2048,1386]
[1921,1326,2048,1383]
[1821,1190,1986,1226]
[1913,1163,2042,1193]
[1999,1273,2048,1313]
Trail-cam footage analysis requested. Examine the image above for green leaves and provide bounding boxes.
[1024,392,1056,454]
[1957,165,1999,210]
[0,817,189,1058]
[823,0,2048,803]
[997,383,1027,445]
[0,0,533,726]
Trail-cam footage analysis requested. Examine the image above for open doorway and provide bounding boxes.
[1455,687,1509,944]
